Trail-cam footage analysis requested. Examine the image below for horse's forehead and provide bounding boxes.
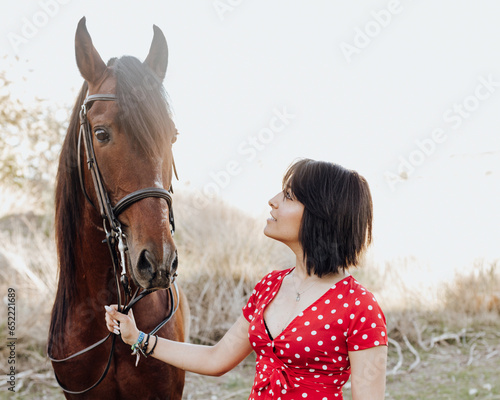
[88,68,116,94]
[86,73,118,121]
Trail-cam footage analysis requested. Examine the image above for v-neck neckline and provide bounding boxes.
[262,268,352,341]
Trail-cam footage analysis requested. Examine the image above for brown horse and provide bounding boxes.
[47,17,189,399]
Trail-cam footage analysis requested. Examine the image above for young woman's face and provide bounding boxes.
[264,189,304,248]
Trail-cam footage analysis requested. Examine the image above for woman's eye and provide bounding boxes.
[283,190,292,200]
[94,128,110,143]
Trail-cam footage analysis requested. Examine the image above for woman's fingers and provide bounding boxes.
[104,305,123,335]
[104,305,140,345]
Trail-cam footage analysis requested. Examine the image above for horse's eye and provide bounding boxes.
[94,128,110,143]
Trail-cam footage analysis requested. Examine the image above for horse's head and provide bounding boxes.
[75,17,177,290]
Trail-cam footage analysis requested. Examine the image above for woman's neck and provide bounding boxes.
[292,256,349,284]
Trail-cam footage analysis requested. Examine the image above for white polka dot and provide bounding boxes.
[325,324,330,329]
[354,345,359,350]
[292,328,297,332]
[318,341,323,346]
[362,334,368,340]
[349,289,354,293]
[304,321,310,326]
[353,330,358,335]
[355,300,361,306]
[350,314,355,319]
[371,323,376,328]
[337,294,343,299]
[338,356,342,361]
[322,365,327,370]
[325,299,330,304]
[381,332,386,337]
[295,353,300,358]
[305,347,310,352]
[314,357,319,361]
[374,341,380,346]
[343,303,349,308]
[360,317,366,322]
[337,319,343,324]
[297,336,303,341]
[312,306,318,311]
[286,343,290,348]
[368,305,373,310]
[378,313,382,319]
[318,315,323,320]
[311,330,317,335]
[331,336,336,341]
[302,393,307,398]
[331,309,336,314]
[334,346,339,351]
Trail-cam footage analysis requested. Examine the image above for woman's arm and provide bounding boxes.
[105,305,253,376]
[348,346,387,400]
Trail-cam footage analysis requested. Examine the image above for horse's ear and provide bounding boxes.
[144,25,168,81]
[75,17,107,85]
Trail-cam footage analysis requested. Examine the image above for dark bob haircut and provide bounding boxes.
[283,159,373,277]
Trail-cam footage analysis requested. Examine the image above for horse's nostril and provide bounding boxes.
[172,251,178,272]
[137,249,154,274]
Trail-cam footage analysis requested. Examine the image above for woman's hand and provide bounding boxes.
[104,305,140,346]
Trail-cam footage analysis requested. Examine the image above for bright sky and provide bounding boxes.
[1,0,499,276]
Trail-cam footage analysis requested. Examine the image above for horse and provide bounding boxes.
[47,17,189,399]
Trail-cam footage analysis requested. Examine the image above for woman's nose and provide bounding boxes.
[268,193,280,208]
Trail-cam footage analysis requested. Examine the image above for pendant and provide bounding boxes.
[296,293,300,302]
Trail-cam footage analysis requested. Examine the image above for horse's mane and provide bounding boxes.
[48,56,174,352]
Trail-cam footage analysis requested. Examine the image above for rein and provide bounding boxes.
[48,93,179,395]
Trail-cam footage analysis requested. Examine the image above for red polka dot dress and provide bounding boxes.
[242,268,387,399]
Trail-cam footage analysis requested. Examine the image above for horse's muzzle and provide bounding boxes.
[135,248,177,289]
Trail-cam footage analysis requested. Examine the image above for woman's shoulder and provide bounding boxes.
[338,275,375,295]
[332,275,382,306]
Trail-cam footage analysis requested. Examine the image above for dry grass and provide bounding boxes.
[0,184,498,399]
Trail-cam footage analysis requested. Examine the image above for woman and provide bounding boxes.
[105,158,388,399]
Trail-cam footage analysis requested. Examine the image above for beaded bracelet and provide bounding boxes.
[131,331,145,352]
[139,333,151,357]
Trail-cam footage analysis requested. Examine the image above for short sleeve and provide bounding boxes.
[347,291,388,351]
[242,275,267,323]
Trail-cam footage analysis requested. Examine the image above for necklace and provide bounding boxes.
[291,269,319,302]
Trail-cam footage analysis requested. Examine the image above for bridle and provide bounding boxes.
[77,93,176,297]
[49,93,180,394]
